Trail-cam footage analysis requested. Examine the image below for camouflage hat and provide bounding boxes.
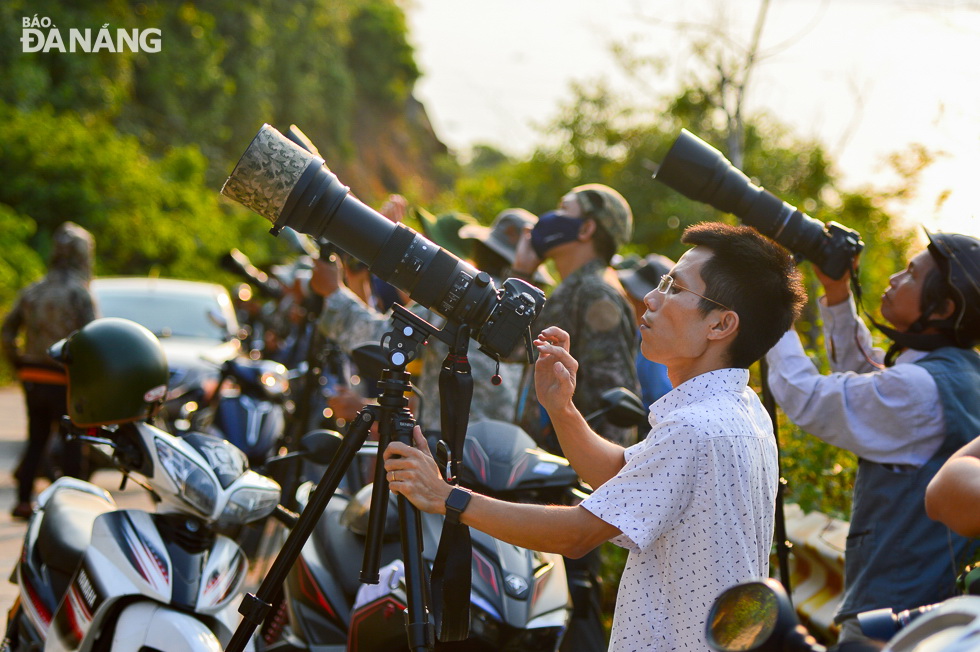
[570,184,633,250]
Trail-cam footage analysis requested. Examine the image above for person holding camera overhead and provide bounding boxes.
[385,223,807,651]
[765,230,980,643]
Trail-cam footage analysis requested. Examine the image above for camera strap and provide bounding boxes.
[431,325,473,642]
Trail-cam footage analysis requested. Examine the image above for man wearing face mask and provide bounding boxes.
[510,184,641,652]
[511,184,641,452]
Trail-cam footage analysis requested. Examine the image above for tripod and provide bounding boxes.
[225,304,470,652]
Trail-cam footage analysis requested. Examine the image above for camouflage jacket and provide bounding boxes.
[3,222,98,382]
[2,269,98,374]
[318,286,522,433]
[517,258,641,449]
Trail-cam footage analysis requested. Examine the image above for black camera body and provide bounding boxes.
[654,130,864,280]
[479,278,542,358]
[221,124,545,360]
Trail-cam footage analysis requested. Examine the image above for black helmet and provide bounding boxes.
[50,318,169,427]
[925,229,980,346]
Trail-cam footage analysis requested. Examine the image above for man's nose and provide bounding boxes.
[643,290,661,311]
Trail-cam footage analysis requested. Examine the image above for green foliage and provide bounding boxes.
[0,204,44,308]
[346,0,420,107]
[0,105,278,282]
[0,0,430,331]
[0,0,420,183]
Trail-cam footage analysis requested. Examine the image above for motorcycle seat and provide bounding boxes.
[38,487,116,577]
[314,494,402,600]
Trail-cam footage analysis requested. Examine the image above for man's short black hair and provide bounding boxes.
[682,222,807,368]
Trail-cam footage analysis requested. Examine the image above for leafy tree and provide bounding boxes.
[0,0,421,190]
[0,105,278,283]
[346,0,420,107]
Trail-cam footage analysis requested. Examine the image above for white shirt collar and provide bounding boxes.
[650,367,750,425]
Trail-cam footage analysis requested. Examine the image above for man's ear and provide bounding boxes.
[931,297,956,321]
[578,218,597,241]
[707,310,739,341]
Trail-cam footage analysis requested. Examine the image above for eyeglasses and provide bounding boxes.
[656,274,732,311]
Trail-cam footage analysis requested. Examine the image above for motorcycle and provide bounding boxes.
[259,386,649,652]
[2,418,283,652]
[705,576,980,652]
[206,356,291,469]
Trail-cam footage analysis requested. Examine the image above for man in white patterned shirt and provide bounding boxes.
[384,223,806,650]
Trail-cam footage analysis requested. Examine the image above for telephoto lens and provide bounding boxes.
[654,129,864,280]
[221,124,545,359]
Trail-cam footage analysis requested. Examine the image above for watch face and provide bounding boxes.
[446,487,472,515]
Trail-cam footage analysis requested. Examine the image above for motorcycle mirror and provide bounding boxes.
[300,429,344,465]
[207,309,231,336]
[706,579,825,652]
[598,387,648,428]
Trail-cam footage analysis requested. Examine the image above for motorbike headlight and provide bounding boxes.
[155,437,219,516]
[259,363,289,397]
[220,471,281,526]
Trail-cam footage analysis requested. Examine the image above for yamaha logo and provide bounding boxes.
[504,574,529,599]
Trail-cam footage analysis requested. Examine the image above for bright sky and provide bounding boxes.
[406,0,980,236]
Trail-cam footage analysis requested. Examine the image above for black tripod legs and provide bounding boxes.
[225,408,377,652]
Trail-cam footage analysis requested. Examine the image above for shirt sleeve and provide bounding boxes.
[765,328,945,466]
[819,296,886,372]
[317,286,389,353]
[580,416,700,553]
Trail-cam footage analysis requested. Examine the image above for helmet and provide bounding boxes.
[50,318,169,427]
[925,230,980,346]
[570,184,633,250]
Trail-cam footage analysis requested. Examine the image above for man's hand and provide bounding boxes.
[328,387,367,422]
[512,226,542,277]
[380,194,408,224]
[383,426,452,514]
[813,256,858,307]
[533,327,578,417]
[310,256,343,298]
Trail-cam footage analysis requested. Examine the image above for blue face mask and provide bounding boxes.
[530,211,583,258]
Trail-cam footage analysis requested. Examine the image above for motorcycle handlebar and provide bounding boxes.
[273,504,299,529]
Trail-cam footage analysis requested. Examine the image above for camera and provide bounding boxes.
[220,124,545,360]
[654,129,864,280]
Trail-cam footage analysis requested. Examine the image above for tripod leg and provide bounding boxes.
[361,413,394,584]
[225,406,379,652]
[394,419,435,652]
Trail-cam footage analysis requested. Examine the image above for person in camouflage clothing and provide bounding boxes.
[509,183,640,652]
[511,184,641,452]
[2,222,98,518]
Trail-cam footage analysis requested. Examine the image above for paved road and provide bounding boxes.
[0,384,154,628]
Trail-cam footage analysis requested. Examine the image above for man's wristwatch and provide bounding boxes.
[444,487,472,526]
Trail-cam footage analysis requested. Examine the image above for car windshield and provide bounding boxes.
[96,288,232,341]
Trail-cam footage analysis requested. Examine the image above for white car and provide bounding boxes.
[91,277,241,429]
